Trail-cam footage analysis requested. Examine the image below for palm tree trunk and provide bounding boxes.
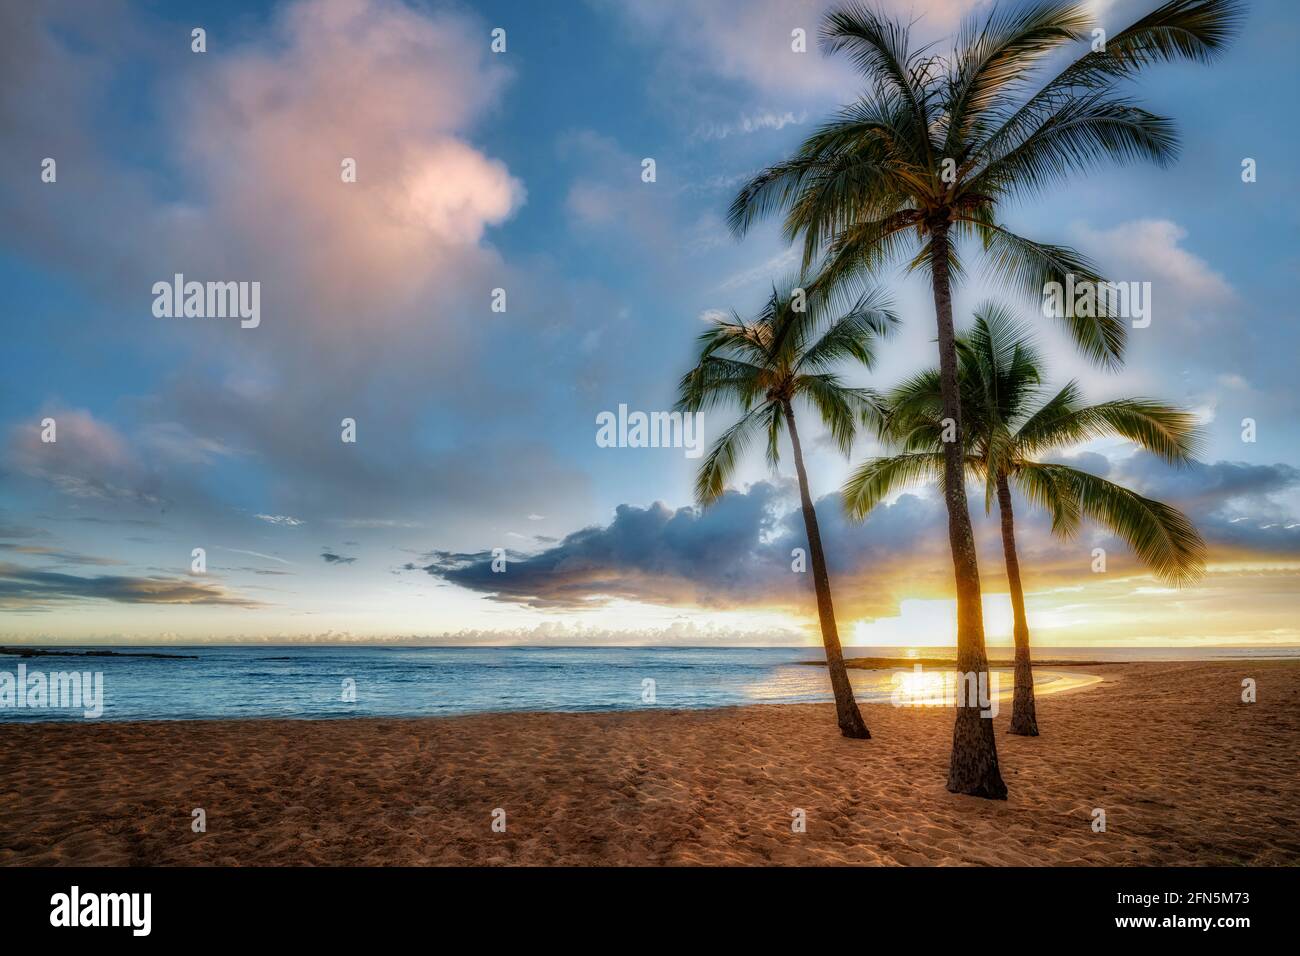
[782,401,870,739]
[929,224,1006,798]
[996,472,1039,736]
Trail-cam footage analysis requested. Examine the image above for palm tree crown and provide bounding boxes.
[845,303,1207,584]
[728,0,1243,367]
[676,281,897,503]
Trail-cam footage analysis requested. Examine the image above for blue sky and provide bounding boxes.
[1,0,1298,645]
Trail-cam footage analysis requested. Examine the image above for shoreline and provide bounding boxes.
[1,660,1296,866]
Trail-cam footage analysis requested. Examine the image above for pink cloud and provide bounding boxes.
[173,0,523,317]
[10,410,157,505]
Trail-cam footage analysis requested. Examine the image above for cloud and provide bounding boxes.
[0,543,125,567]
[1111,455,1300,510]
[1103,454,1300,557]
[694,110,806,142]
[598,0,989,103]
[170,0,522,317]
[561,130,678,242]
[0,0,526,365]
[214,547,294,567]
[0,1,162,291]
[332,519,423,530]
[0,562,262,610]
[412,455,1300,619]
[321,550,357,565]
[397,620,807,647]
[411,480,953,616]
[1,0,600,545]
[7,410,163,507]
[1070,219,1235,326]
[413,482,793,608]
[716,247,800,292]
[256,514,305,527]
[0,526,45,540]
[138,422,239,466]
[222,566,294,577]
[4,409,241,523]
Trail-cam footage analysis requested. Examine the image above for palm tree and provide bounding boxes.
[728,0,1241,797]
[844,303,1206,735]
[677,279,897,739]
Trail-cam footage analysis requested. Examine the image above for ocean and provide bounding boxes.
[1,645,1295,722]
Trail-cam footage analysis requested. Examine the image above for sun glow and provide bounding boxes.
[853,596,1018,648]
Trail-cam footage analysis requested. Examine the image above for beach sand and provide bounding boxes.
[1,660,1296,866]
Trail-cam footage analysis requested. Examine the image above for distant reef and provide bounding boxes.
[0,646,197,660]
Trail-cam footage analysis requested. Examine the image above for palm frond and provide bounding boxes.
[973,0,1244,162]
[967,91,1179,201]
[674,355,769,414]
[813,210,921,298]
[1008,379,1083,446]
[1045,463,1207,584]
[796,286,898,373]
[1016,393,1203,463]
[957,220,1126,367]
[794,373,862,457]
[681,264,898,504]
[820,3,936,166]
[887,367,945,420]
[943,1,1090,159]
[728,156,832,239]
[841,452,949,520]
[781,101,927,264]
[694,405,770,506]
[764,401,786,471]
[1013,460,1082,536]
[964,302,1045,422]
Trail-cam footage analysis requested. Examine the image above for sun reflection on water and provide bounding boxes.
[738,665,1102,706]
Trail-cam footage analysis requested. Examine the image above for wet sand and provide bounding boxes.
[0,660,1296,866]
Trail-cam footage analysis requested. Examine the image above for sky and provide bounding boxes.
[1,0,1297,647]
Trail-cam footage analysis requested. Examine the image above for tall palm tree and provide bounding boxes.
[728,0,1241,797]
[677,279,897,739]
[844,303,1206,735]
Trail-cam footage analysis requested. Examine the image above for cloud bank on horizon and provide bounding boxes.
[413,457,1300,614]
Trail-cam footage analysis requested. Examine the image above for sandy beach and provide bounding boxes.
[1,660,1296,866]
